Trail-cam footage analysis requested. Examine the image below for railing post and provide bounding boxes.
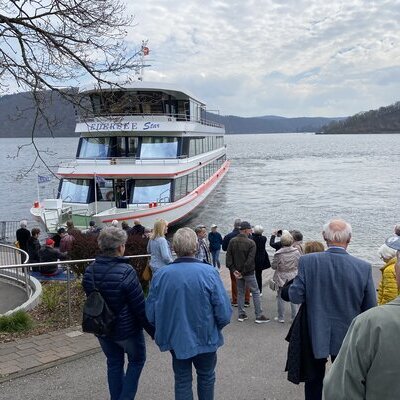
[67,265,72,326]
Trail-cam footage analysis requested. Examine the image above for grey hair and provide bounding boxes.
[377,244,396,261]
[20,220,28,228]
[111,219,119,227]
[291,230,303,242]
[97,227,127,256]
[395,224,400,236]
[173,227,197,257]
[234,218,241,229]
[194,225,205,234]
[280,230,294,246]
[253,225,264,234]
[323,219,352,243]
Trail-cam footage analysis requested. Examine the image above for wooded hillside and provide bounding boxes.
[321,102,400,134]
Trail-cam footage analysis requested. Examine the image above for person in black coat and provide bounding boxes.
[82,227,154,400]
[39,238,67,275]
[251,225,271,294]
[270,229,283,251]
[16,220,31,262]
[128,219,145,236]
[27,227,41,270]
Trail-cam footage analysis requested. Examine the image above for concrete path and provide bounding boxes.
[0,281,27,314]
[0,267,306,399]
[0,262,382,399]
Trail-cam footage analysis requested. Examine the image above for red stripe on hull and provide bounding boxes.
[101,160,230,223]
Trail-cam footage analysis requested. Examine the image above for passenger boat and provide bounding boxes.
[30,79,230,232]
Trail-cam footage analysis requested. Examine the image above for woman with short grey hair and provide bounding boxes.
[82,227,154,399]
[97,227,127,256]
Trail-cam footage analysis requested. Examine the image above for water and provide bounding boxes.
[1,133,399,264]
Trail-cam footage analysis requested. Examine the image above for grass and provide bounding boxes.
[0,310,33,333]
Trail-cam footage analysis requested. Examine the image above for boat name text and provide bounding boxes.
[87,121,161,132]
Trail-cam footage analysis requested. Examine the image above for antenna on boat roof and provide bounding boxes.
[136,40,151,81]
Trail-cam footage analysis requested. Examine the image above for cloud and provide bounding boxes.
[125,1,400,117]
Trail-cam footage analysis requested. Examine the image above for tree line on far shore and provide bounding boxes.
[320,101,400,134]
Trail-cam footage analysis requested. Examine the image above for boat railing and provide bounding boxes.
[76,112,224,129]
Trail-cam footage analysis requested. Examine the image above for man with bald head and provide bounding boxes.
[288,219,376,400]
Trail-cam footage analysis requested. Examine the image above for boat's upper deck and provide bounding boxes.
[76,82,224,132]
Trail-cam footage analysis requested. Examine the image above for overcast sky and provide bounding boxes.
[124,0,400,118]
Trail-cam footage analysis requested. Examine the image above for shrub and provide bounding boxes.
[41,284,65,312]
[68,231,149,283]
[0,310,33,332]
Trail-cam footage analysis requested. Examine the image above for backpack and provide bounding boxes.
[82,264,116,336]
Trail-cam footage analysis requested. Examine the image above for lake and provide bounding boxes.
[1,133,399,265]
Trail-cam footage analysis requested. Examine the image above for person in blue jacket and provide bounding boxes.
[82,227,154,400]
[208,224,223,269]
[146,227,232,400]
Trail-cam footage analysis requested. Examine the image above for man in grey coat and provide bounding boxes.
[288,219,376,400]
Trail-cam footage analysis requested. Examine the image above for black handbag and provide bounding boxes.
[82,264,116,336]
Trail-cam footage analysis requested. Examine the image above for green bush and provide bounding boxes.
[41,284,65,312]
[68,231,149,283]
[0,310,33,332]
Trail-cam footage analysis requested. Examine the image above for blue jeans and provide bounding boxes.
[210,249,221,269]
[171,351,217,400]
[98,331,146,400]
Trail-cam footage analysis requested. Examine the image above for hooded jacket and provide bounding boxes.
[377,257,399,305]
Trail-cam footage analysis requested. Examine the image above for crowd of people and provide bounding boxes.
[16,217,400,399]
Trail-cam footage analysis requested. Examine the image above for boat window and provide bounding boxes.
[95,178,114,202]
[78,137,111,158]
[59,179,91,203]
[173,176,188,201]
[110,137,127,157]
[131,180,171,204]
[127,137,139,158]
[140,137,178,159]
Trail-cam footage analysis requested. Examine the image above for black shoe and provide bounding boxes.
[255,315,271,324]
[238,314,248,322]
[244,302,250,308]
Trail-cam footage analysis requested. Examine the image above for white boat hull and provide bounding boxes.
[31,160,230,231]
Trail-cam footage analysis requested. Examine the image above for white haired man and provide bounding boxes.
[16,220,30,262]
[146,227,231,400]
[324,244,400,400]
[288,219,376,400]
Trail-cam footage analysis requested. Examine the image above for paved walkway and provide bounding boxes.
[0,265,267,382]
[0,326,99,380]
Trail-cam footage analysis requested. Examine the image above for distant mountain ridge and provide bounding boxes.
[320,101,400,134]
[0,91,343,137]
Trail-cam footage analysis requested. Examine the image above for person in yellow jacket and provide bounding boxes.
[377,244,398,305]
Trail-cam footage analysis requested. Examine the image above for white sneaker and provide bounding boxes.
[274,317,285,323]
[260,292,263,297]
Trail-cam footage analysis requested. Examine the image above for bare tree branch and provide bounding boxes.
[0,0,142,175]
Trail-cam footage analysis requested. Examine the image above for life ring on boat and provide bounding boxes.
[106,191,114,201]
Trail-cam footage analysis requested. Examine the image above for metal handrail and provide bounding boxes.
[0,254,150,325]
[0,244,31,309]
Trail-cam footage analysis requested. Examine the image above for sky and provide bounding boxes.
[124,0,400,118]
